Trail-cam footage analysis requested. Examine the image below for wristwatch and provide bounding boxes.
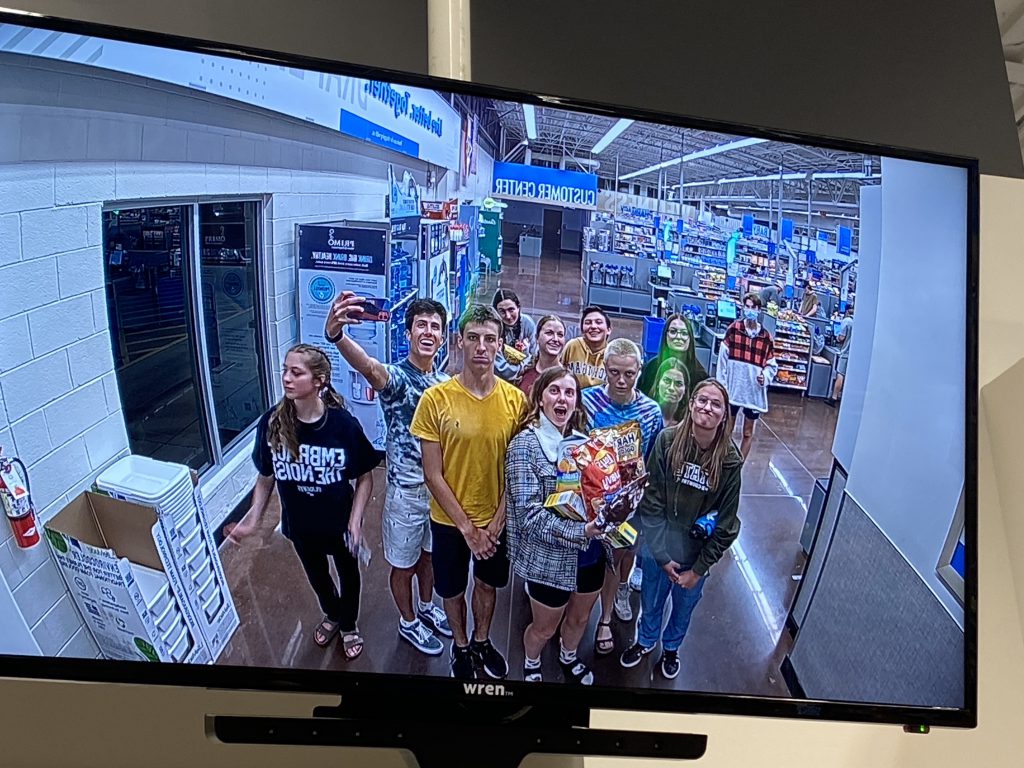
[324,326,344,344]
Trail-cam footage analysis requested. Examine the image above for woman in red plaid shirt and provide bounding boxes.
[716,293,779,459]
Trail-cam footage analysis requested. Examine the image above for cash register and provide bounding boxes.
[707,298,737,332]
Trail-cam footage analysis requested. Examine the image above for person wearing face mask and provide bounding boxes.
[493,288,537,381]
[638,313,707,402]
[620,379,743,679]
[518,314,567,396]
[561,306,612,388]
[505,367,608,685]
[324,293,454,657]
[716,293,779,460]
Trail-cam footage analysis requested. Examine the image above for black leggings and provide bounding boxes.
[291,539,361,632]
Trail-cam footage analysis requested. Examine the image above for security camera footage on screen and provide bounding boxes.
[0,20,967,711]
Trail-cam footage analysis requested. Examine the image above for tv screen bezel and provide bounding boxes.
[0,9,979,730]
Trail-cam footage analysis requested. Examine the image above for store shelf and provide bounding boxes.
[771,381,807,390]
[391,288,419,313]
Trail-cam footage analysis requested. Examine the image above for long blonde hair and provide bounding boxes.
[667,379,734,492]
[269,343,346,460]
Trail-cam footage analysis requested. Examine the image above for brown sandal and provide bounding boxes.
[314,616,341,647]
[341,631,364,660]
[595,620,614,656]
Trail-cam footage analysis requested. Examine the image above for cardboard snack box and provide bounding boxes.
[605,521,638,549]
[44,492,211,664]
[543,490,586,521]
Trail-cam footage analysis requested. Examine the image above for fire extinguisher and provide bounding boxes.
[0,451,40,549]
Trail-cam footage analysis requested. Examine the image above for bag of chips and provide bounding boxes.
[576,439,622,520]
[502,344,528,365]
[589,422,646,486]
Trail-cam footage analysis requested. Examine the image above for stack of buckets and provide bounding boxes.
[132,563,193,662]
[96,455,239,661]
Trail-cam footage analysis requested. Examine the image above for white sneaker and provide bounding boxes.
[613,583,633,622]
[628,567,642,592]
[399,619,444,656]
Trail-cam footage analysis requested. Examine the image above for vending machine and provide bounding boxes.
[295,219,419,451]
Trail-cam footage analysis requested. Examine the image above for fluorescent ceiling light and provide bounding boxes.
[619,137,769,180]
[523,104,538,140]
[711,171,881,185]
[591,118,634,155]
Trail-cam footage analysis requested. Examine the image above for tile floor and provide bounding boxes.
[218,250,838,698]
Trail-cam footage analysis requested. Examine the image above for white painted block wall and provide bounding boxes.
[0,58,464,655]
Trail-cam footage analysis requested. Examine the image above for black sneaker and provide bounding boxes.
[559,658,594,686]
[523,663,542,683]
[470,638,508,679]
[619,642,655,668]
[450,644,477,680]
[660,650,680,679]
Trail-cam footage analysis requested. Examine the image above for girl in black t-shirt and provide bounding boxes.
[230,343,380,660]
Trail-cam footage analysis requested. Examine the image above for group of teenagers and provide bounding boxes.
[230,286,786,685]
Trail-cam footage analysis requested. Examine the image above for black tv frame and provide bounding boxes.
[0,8,978,737]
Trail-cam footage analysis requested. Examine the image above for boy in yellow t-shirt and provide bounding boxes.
[560,305,612,388]
[410,304,527,681]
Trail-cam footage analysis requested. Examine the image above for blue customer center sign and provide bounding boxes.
[492,162,598,209]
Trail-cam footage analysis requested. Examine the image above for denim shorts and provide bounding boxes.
[381,483,432,569]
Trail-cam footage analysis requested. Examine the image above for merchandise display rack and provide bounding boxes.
[772,313,812,391]
[614,219,657,258]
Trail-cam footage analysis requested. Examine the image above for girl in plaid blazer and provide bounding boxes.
[505,366,608,685]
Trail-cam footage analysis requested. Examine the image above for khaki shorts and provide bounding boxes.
[381,483,432,569]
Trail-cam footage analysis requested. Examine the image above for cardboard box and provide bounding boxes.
[544,490,586,521]
[95,473,240,661]
[43,492,211,664]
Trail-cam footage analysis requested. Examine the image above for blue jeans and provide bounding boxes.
[637,553,707,652]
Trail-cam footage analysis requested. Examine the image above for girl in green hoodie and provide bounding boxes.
[620,378,744,680]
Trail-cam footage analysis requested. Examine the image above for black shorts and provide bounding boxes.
[526,557,607,609]
[730,405,761,421]
[430,520,510,599]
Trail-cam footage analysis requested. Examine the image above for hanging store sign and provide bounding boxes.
[0,22,461,170]
[491,162,598,209]
[837,225,853,255]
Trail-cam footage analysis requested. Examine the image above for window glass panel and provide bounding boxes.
[103,205,212,470]
[198,201,269,450]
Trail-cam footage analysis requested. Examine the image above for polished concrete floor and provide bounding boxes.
[218,250,837,698]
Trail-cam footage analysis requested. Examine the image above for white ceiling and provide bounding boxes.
[996,0,1024,158]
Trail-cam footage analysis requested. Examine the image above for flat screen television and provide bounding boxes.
[0,10,977,768]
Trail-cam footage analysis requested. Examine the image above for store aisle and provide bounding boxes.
[218,250,838,695]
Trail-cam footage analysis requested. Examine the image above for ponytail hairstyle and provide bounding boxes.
[666,378,734,492]
[269,343,345,460]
